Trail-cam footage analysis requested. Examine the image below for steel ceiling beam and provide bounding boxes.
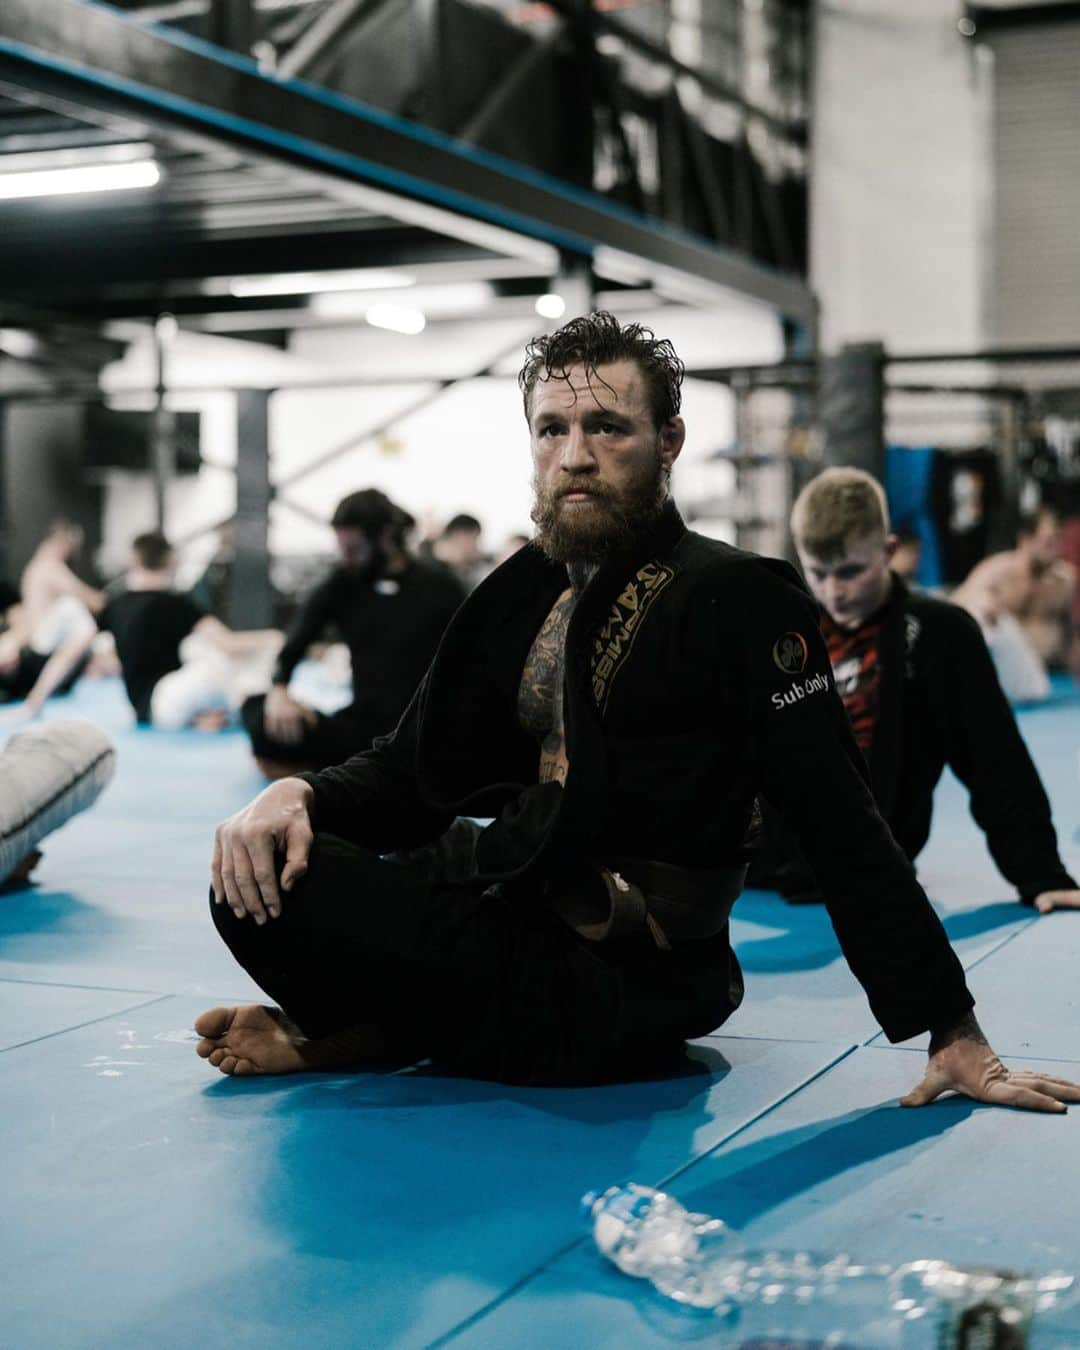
[0,226,499,294]
[274,0,396,81]
[543,0,807,147]
[455,13,566,147]
[0,0,814,323]
[965,2,1080,32]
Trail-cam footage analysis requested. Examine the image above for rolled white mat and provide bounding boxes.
[0,719,116,883]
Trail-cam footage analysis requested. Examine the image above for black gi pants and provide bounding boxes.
[240,695,381,770]
[209,832,742,1085]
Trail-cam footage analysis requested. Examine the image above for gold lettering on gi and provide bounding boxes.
[590,560,675,712]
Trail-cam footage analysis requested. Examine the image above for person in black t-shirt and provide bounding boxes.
[99,532,281,729]
[241,489,464,778]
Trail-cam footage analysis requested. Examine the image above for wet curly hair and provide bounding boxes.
[518,311,685,431]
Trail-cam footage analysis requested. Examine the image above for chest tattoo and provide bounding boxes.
[517,587,575,784]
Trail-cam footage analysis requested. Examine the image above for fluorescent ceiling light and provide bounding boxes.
[312,282,493,319]
[0,159,160,202]
[365,304,426,335]
[535,293,567,319]
[0,328,38,359]
[228,268,415,298]
[0,142,156,173]
[592,246,650,289]
[593,245,763,315]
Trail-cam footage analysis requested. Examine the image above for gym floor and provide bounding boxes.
[2,677,1078,1348]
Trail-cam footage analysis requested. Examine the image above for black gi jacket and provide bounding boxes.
[304,504,974,1045]
[754,576,1076,905]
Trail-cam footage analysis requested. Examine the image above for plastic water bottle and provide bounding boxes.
[581,1183,1077,1348]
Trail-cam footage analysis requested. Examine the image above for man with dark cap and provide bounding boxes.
[241,488,465,778]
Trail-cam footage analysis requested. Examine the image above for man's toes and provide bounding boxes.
[208,1048,227,1067]
[218,1054,239,1074]
[233,1058,255,1075]
[195,1037,219,1059]
[194,1006,234,1039]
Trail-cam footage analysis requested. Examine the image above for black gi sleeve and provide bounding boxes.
[939,607,1076,902]
[733,562,974,1043]
[271,574,339,687]
[296,676,454,853]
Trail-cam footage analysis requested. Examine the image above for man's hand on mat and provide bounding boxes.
[1034,888,1080,914]
[265,685,318,745]
[211,778,314,924]
[901,1011,1080,1113]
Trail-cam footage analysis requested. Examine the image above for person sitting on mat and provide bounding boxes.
[97,531,281,730]
[0,520,103,719]
[749,467,1078,915]
[194,311,1079,1115]
[953,504,1078,701]
[240,488,465,779]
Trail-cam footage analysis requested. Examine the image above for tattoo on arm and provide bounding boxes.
[538,678,568,784]
[929,1009,987,1055]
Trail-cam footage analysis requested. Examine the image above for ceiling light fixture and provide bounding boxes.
[312,282,493,320]
[535,293,567,319]
[365,303,426,335]
[228,268,415,298]
[0,328,38,359]
[0,159,160,202]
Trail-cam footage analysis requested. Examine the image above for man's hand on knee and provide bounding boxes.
[211,778,315,924]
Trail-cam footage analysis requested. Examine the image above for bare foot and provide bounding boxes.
[194,1005,309,1076]
[1,849,43,891]
[194,1004,413,1075]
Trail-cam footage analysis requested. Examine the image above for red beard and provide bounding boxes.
[531,454,667,564]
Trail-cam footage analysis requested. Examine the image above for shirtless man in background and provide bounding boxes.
[0,521,103,716]
[954,506,1078,699]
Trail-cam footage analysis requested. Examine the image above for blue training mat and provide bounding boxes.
[1,675,1078,1348]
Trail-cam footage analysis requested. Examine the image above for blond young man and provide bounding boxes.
[751,467,1078,914]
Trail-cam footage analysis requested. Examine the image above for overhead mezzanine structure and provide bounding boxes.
[0,0,815,341]
[0,0,817,604]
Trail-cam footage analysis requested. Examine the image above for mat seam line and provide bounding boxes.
[428,1043,858,1348]
[0,992,176,1054]
[0,975,164,994]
